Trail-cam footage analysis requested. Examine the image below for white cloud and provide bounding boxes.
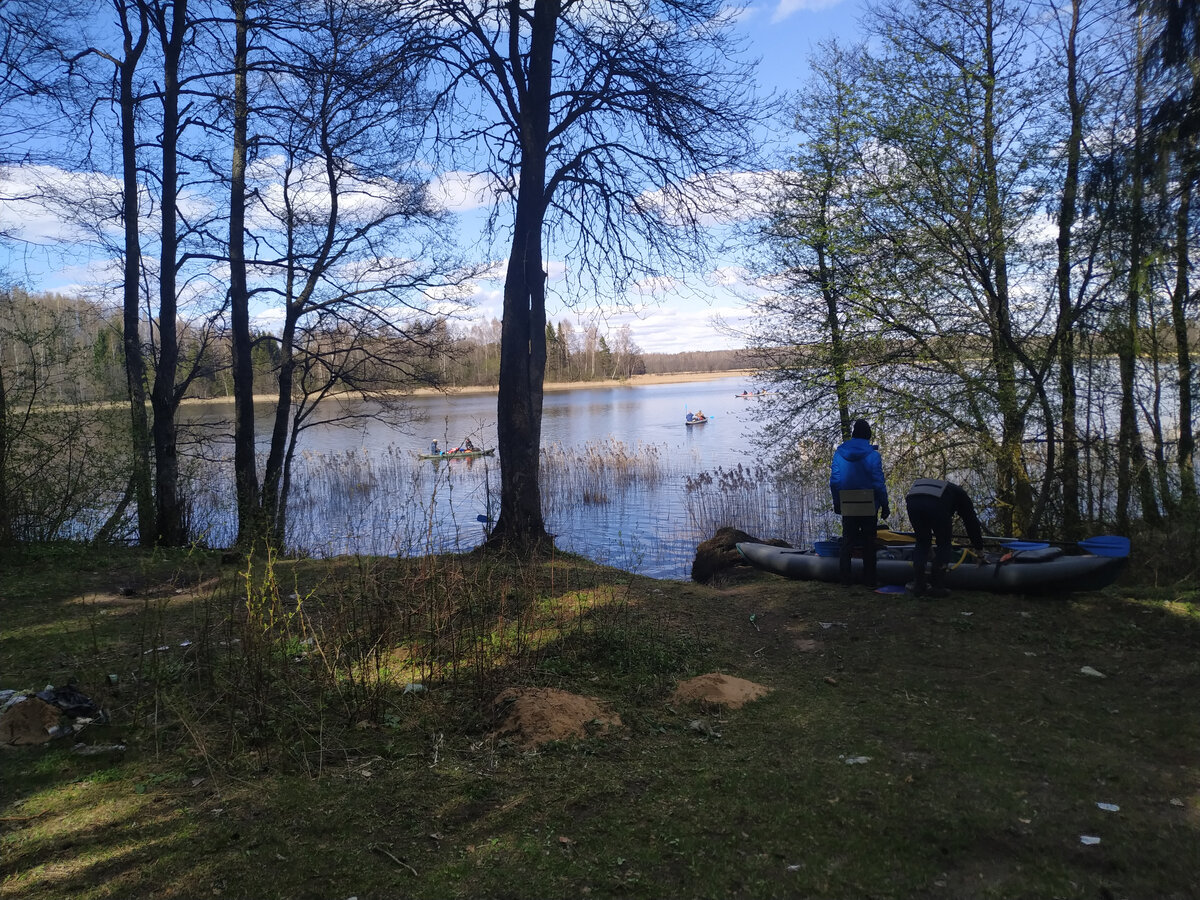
[0,163,213,248]
[428,170,506,213]
[639,170,781,227]
[770,0,846,24]
[245,155,422,231]
[0,165,122,244]
[631,275,682,296]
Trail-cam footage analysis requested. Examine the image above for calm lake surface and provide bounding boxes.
[184,375,823,579]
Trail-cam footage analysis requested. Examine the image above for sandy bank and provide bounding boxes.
[412,369,753,397]
[173,369,753,407]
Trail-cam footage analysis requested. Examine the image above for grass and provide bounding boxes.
[1,541,1198,899]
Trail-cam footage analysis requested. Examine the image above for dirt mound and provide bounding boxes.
[691,526,790,584]
[671,673,770,709]
[491,687,623,749]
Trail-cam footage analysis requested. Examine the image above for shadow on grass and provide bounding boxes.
[2,541,1198,899]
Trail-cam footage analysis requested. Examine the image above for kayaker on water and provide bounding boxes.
[904,478,985,598]
[830,419,889,589]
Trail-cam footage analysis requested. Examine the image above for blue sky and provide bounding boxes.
[0,0,865,355]
[450,0,866,354]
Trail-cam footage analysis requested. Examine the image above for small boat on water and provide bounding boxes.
[418,448,495,461]
[684,412,709,425]
[735,538,1128,595]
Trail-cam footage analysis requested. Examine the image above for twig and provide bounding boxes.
[0,811,50,824]
[370,843,418,876]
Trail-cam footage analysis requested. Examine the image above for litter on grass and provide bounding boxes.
[0,685,106,747]
[1097,802,1120,812]
[1080,666,1106,678]
[1080,835,1101,845]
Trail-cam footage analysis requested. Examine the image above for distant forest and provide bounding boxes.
[0,288,745,406]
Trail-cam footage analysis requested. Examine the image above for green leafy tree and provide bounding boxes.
[747,40,872,446]
[852,0,1056,533]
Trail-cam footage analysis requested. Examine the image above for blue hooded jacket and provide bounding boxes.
[829,437,888,515]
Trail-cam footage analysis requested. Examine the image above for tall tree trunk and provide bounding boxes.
[262,309,296,546]
[229,0,260,547]
[815,177,851,438]
[0,357,11,545]
[981,0,1031,534]
[1117,11,1162,530]
[116,2,155,545]
[1056,0,1084,537]
[149,0,189,546]
[488,0,558,551]
[1171,156,1196,514]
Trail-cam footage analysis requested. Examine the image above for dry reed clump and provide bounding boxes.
[540,438,669,512]
[685,464,821,546]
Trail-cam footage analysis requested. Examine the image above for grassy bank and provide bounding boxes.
[1,543,1197,899]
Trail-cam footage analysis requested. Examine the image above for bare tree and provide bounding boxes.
[395,0,765,550]
[234,0,468,546]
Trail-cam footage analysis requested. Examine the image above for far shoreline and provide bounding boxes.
[412,369,755,397]
[179,369,757,406]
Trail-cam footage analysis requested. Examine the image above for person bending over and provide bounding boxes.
[904,478,985,598]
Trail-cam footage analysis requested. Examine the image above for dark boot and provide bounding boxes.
[863,553,878,589]
[926,566,951,599]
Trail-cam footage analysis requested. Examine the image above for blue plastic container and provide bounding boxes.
[814,540,841,558]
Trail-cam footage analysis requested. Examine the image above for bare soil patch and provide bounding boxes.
[671,672,770,708]
[490,686,624,748]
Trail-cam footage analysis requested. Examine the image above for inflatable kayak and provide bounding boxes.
[418,448,495,460]
[735,541,1127,595]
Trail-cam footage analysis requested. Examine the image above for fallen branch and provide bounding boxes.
[370,843,418,876]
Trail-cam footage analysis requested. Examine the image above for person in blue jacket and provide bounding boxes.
[829,419,889,587]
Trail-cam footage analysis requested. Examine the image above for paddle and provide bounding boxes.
[878,528,1130,558]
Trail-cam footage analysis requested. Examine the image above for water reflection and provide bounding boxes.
[182,376,825,578]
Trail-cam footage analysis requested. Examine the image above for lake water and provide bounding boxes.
[183,375,826,579]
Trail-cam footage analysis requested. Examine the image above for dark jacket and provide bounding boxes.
[905,479,985,550]
[829,437,888,514]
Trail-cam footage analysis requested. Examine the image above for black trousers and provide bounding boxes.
[906,494,954,585]
[839,515,877,585]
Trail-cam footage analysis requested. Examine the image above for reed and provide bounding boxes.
[539,438,670,514]
[684,463,825,545]
[188,437,832,576]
